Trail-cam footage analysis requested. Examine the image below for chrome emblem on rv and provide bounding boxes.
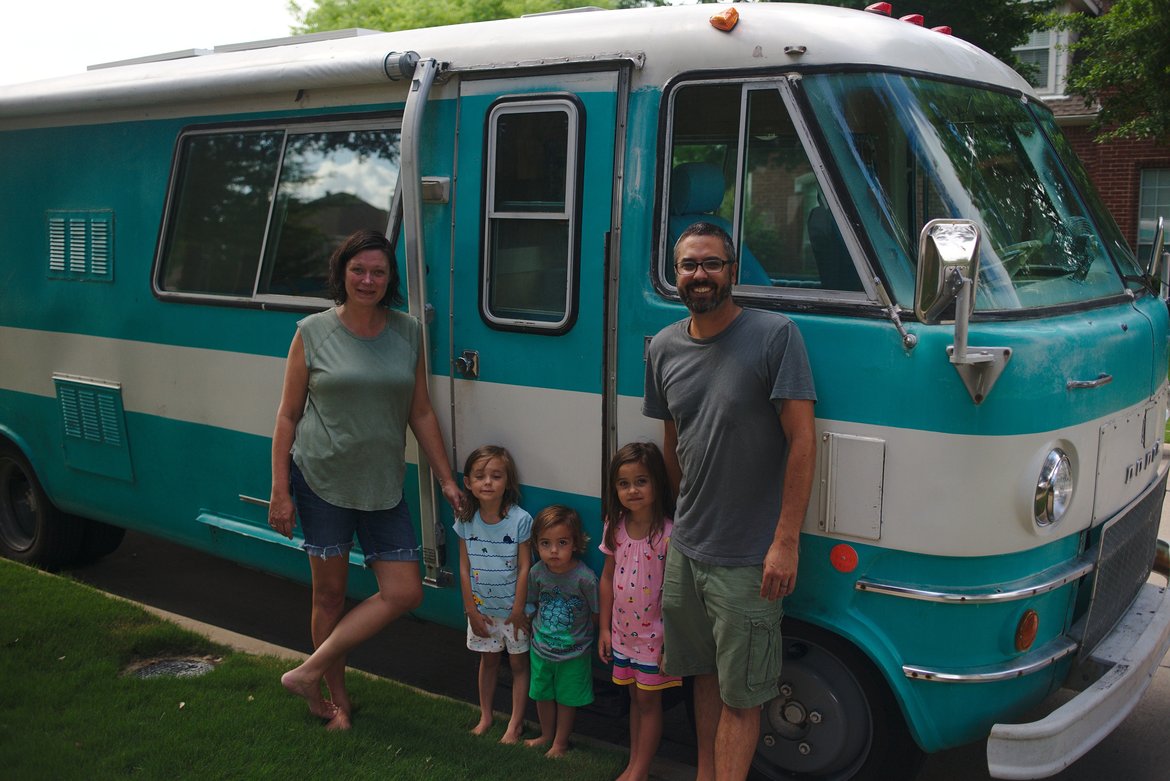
[1125,444,1161,485]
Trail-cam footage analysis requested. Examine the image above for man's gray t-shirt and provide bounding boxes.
[643,308,816,566]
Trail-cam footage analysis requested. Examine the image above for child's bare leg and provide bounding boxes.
[474,651,502,735]
[622,687,664,780]
[546,703,576,758]
[501,652,530,743]
[616,687,640,781]
[524,700,556,748]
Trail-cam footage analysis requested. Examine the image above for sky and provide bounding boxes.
[0,0,299,87]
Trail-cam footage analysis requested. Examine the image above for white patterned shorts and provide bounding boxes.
[466,615,530,654]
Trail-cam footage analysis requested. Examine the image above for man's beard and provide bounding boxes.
[679,278,732,314]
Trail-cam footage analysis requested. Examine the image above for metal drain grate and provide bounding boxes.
[127,658,216,679]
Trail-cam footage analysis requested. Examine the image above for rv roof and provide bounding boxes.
[0,4,1032,123]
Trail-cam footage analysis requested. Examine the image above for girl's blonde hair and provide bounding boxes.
[602,441,675,552]
[456,445,520,522]
[532,505,589,555]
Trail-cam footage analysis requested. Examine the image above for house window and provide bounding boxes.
[1138,169,1170,260]
[1014,29,1057,94]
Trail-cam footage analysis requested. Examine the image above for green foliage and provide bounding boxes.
[291,0,620,33]
[778,1,1056,65]
[1052,0,1170,141]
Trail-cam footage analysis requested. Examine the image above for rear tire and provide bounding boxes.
[751,619,924,781]
[74,518,126,564]
[0,442,84,570]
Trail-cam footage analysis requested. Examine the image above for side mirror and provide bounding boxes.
[1145,215,1165,279]
[915,219,980,325]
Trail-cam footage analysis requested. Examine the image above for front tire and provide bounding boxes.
[0,442,84,570]
[752,620,923,781]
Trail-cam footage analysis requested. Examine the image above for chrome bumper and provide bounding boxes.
[986,564,1170,779]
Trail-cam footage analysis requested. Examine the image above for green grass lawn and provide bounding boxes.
[0,559,625,780]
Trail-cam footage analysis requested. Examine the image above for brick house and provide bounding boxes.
[1014,0,1170,260]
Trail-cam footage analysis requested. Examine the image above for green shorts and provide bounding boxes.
[661,548,783,709]
[529,651,594,707]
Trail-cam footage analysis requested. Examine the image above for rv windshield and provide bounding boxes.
[802,73,1133,311]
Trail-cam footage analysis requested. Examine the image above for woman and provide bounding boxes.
[269,229,464,730]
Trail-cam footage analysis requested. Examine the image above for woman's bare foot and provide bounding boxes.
[471,716,493,736]
[545,742,569,758]
[281,669,335,719]
[524,735,550,749]
[324,709,352,731]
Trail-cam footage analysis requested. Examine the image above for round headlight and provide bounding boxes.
[1034,449,1073,527]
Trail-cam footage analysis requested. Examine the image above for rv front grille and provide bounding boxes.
[1079,468,1167,656]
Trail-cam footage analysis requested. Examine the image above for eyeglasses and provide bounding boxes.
[675,257,733,276]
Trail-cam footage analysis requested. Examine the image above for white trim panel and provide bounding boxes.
[616,389,1169,558]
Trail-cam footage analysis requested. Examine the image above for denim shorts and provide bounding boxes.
[290,462,419,564]
[661,547,783,709]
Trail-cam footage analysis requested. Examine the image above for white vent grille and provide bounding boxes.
[46,211,114,281]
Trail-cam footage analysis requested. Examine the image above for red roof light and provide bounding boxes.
[900,14,924,25]
[864,3,893,16]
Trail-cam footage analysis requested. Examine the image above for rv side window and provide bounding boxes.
[663,82,863,293]
[482,99,580,330]
[156,121,401,304]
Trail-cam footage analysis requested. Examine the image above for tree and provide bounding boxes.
[1053,0,1170,140]
[777,1,1056,67]
[291,0,619,33]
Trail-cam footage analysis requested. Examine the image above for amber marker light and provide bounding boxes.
[1015,609,1040,652]
[709,6,739,32]
[831,544,859,573]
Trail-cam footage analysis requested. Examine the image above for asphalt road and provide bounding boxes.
[67,515,1170,780]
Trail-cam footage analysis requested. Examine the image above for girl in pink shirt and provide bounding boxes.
[598,442,681,781]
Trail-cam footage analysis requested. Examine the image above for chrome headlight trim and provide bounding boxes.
[1034,449,1073,527]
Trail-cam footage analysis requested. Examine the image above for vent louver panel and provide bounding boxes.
[46,211,114,281]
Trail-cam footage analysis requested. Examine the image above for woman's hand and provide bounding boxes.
[268,490,296,540]
[440,479,465,516]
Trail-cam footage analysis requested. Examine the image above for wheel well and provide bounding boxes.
[782,616,923,750]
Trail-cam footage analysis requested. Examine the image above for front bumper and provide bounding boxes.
[986,557,1170,779]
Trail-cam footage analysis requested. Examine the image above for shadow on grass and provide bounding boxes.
[0,559,625,780]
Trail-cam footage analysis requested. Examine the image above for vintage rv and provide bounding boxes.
[2,4,1168,778]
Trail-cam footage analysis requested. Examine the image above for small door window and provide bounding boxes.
[483,99,580,331]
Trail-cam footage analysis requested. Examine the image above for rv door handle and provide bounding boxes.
[1067,373,1112,390]
[454,350,479,379]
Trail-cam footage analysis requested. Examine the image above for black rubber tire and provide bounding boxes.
[750,619,924,781]
[0,441,84,570]
[73,518,127,565]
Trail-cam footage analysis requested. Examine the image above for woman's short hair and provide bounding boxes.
[326,229,404,308]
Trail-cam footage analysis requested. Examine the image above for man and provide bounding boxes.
[643,222,817,780]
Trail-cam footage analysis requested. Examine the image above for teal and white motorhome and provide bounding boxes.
[2,3,1168,778]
